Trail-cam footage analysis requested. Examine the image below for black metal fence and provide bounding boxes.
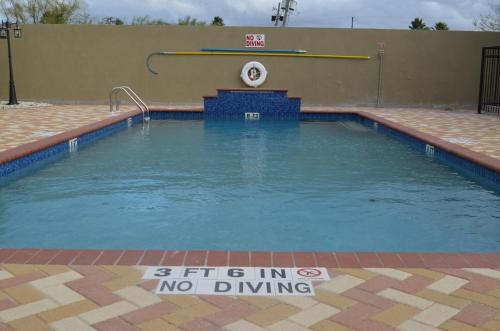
[478,46,500,114]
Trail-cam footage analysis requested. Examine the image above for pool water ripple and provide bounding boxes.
[0,120,499,251]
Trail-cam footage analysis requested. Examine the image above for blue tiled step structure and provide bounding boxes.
[204,89,301,119]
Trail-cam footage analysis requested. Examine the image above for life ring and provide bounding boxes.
[241,61,267,87]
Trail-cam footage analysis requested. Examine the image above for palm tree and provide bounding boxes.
[211,16,224,26]
[433,22,449,30]
[409,17,429,30]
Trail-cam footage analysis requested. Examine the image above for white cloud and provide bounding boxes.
[85,0,497,30]
[223,0,271,14]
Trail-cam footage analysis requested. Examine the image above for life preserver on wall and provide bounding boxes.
[241,61,268,88]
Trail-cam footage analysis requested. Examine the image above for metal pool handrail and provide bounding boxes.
[109,86,150,122]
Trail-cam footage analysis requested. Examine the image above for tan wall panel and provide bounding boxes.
[0,25,498,106]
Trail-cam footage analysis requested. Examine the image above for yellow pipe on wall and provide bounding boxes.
[169,51,371,60]
[146,51,371,74]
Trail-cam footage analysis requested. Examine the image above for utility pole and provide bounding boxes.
[271,0,297,27]
[282,0,291,27]
[273,2,282,27]
[351,16,354,29]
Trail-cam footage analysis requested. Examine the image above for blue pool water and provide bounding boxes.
[1,120,499,252]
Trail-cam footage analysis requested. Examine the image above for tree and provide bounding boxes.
[409,17,430,30]
[178,16,206,26]
[24,0,55,23]
[131,15,169,25]
[0,0,89,24]
[474,3,500,31]
[211,16,224,26]
[41,0,81,24]
[101,16,123,25]
[433,21,449,30]
[131,15,149,25]
[0,0,28,22]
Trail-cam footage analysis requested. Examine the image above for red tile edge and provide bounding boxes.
[0,249,499,267]
[356,253,383,268]
[315,253,338,268]
[139,251,166,266]
[273,252,294,267]
[293,252,317,267]
[184,251,208,266]
[336,253,361,268]
[250,252,272,267]
[207,251,228,266]
[229,252,250,267]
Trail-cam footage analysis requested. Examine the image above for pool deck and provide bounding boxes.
[0,104,499,330]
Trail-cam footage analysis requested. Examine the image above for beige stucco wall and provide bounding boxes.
[0,25,498,106]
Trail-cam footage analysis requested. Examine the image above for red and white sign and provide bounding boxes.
[295,268,330,281]
[245,34,265,48]
[297,268,322,278]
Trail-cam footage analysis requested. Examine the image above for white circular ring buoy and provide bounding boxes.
[241,61,267,88]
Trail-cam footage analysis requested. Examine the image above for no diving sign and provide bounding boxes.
[245,34,265,48]
[143,267,330,297]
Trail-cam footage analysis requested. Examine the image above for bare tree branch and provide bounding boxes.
[474,3,500,32]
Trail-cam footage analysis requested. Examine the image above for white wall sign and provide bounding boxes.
[245,34,265,48]
[143,267,330,297]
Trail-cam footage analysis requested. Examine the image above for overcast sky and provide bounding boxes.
[85,0,497,30]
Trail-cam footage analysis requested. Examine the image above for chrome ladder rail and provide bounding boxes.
[109,86,150,122]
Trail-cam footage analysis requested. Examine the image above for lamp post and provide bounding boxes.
[0,21,22,105]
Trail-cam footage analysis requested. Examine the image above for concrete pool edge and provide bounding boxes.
[1,249,499,268]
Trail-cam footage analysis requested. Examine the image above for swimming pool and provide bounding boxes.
[1,119,499,252]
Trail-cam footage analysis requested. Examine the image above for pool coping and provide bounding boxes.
[0,107,499,268]
[1,249,499,268]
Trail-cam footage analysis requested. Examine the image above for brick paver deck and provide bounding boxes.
[0,104,499,330]
[0,105,135,153]
[0,263,499,331]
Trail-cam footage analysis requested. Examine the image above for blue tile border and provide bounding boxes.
[150,111,203,120]
[0,110,498,191]
[0,141,68,178]
[204,89,301,114]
